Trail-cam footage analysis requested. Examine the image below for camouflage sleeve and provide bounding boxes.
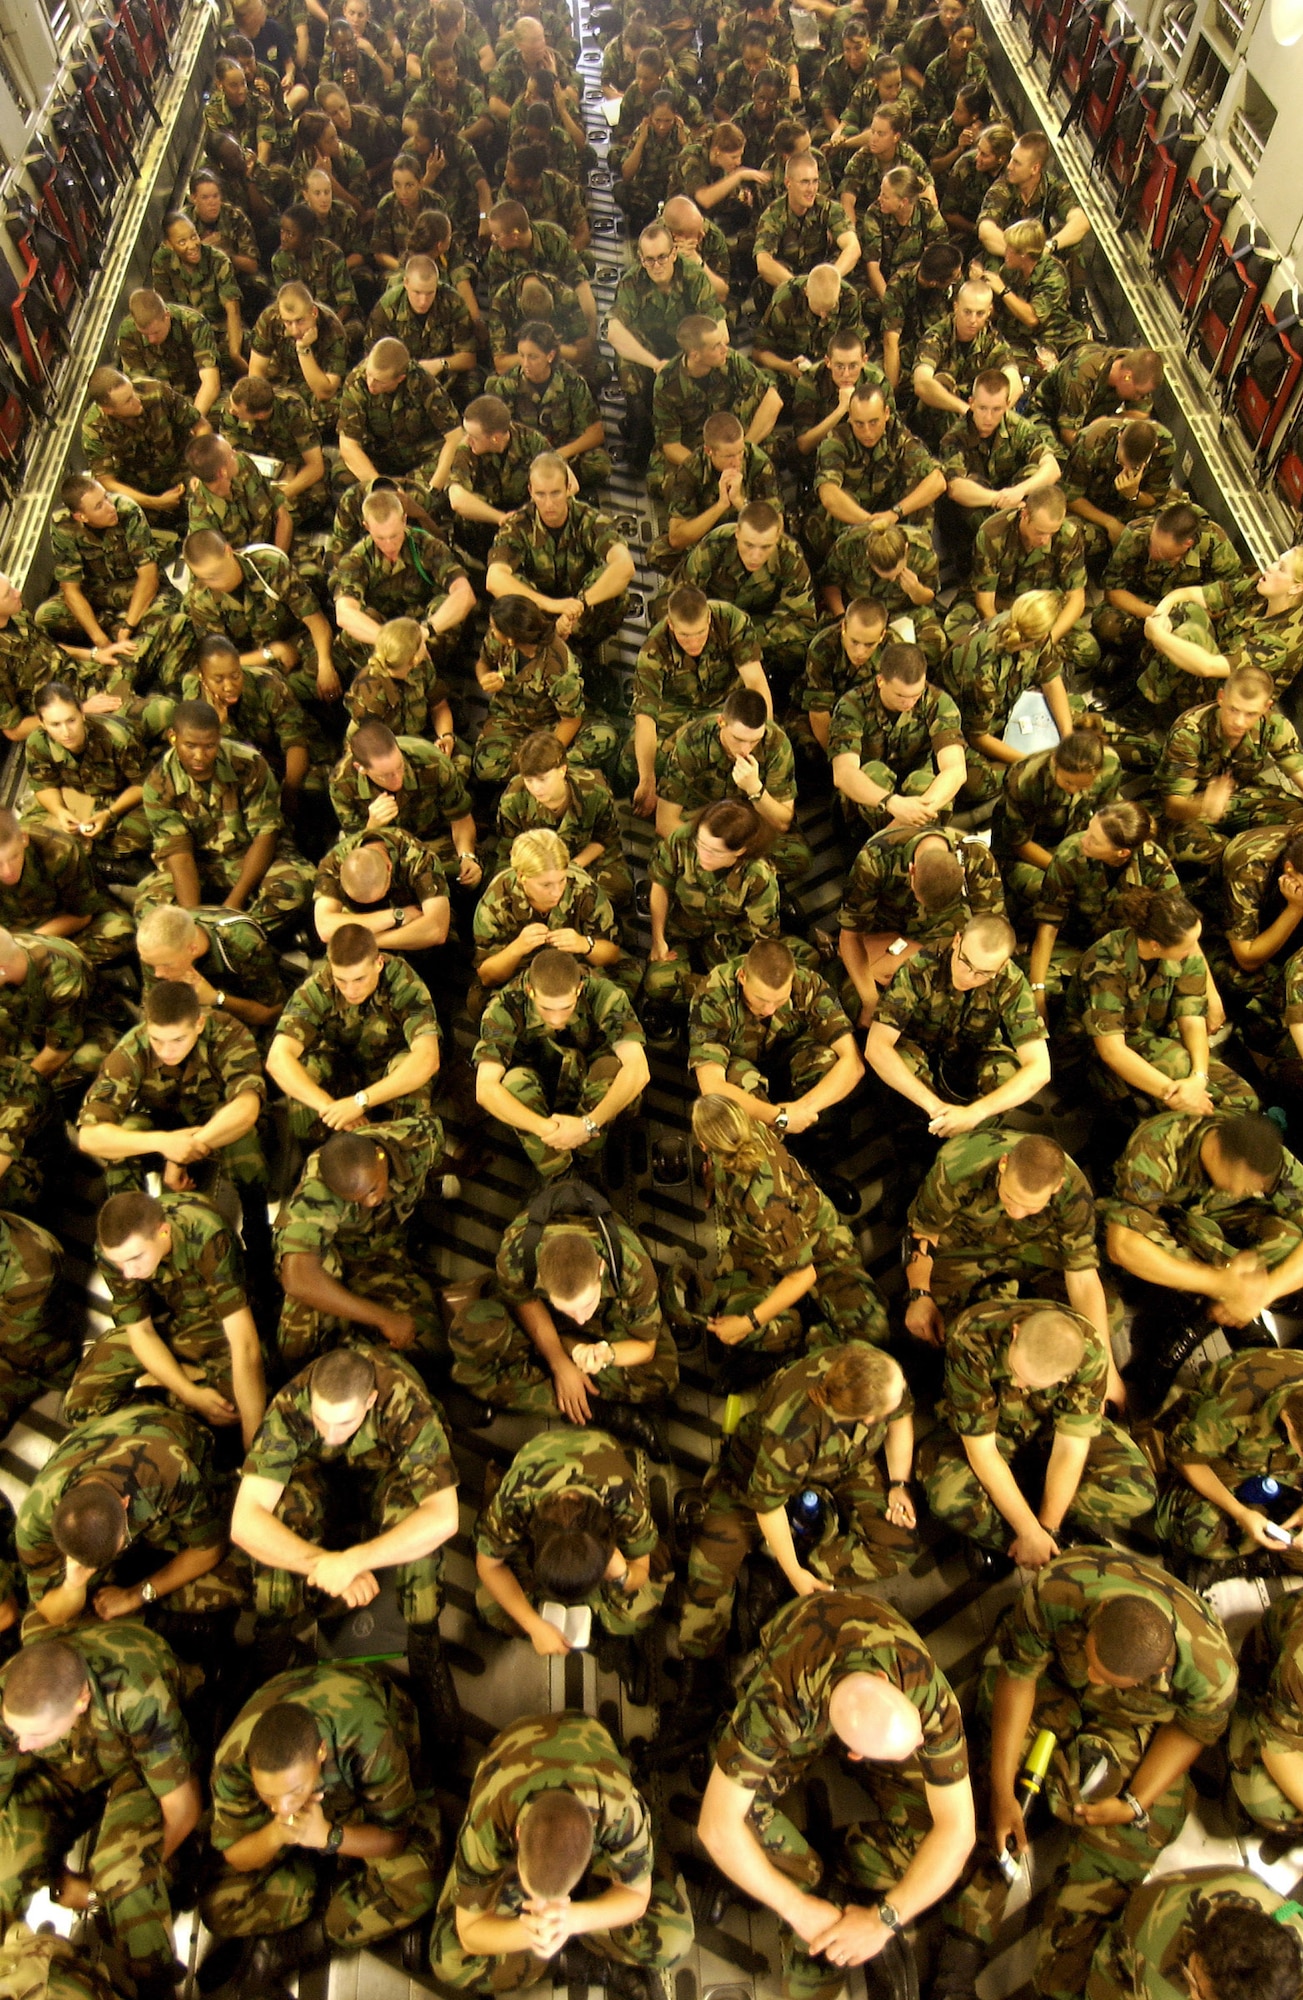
[22,731,58,792]
[761,727,797,804]
[906,1149,963,1243]
[996,965,1048,1048]
[814,433,848,492]
[77,1039,147,1128]
[1285,947,1303,1027]
[193,1219,247,1319]
[143,769,195,862]
[1050,1334,1107,1436]
[113,1644,196,1797]
[835,844,882,931]
[1102,1123,1188,1247]
[240,1391,307,1489]
[1255,1598,1303,1755]
[943,1319,1003,1437]
[1154,712,1204,798]
[472,991,521,1072]
[1169,1605,1237,1743]
[1165,1377,1247,1471]
[968,519,1001,599]
[276,974,329,1054]
[50,519,87,587]
[872,958,926,1036]
[384,1401,457,1508]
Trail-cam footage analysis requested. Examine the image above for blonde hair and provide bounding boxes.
[137,904,199,958]
[1004,219,1046,257]
[1278,548,1303,591]
[1003,589,1060,648]
[820,1345,904,1419]
[510,828,569,876]
[692,1092,770,1170]
[365,617,424,678]
[1012,1309,1086,1387]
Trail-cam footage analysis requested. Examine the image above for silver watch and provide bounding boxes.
[877,1901,903,1933]
[139,1580,157,1606]
[354,1089,369,1108]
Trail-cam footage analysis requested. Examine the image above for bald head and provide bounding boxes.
[338,843,394,904]
[806,263,841,310]
[827,1673,925,1763]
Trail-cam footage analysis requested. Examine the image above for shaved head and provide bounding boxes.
[828,1673,925,1762]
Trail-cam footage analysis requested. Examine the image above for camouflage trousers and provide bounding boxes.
[0,1066,56,1212]
[893,1038,1020,1116]
[1159,786,1303,869]
[204,1796,442,1947]
[277,1246,442,1372]
[743,1772,935,2000]
[0,1766,178,1978]
[33,582,182,689]
[135,848,316,934]
[21,804,152,878]
[448,1295,679,1412]
[917,1420,1157,1553]
[584,850,634,909]
[472,716,620,784]
[719,1043,840,1103]
[678,1470,917,1659]
[1154,1474,1286,1560]
[945,601,1101,682]
[252,1453,446,1628]
[428,1867,693,1990]
[704,1244,889,1353]
[64,908,137,969]
[1086,1037,1258,1117]
[284,1056,439,1144]
[500,1055,643,1179]
[751,615,818,689]
[837,762,938,833]
[0,1925,119,2000]
[64,1313,234,1426]
[98,1114,268,1196]
[643,933,821,1008]
[943,1680,1191,2000]
[0,1214,72,1432]
[475,1538,673,1641]
[1228,1708,1303,1833]
[1155,1208,1303,1276]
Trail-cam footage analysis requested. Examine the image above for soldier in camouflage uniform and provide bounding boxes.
[332,502,473,679]
[66,1188,260,1441]
[152,213,248,355]
[184,640,332,810]
[471,846,637,1017]
[937,375,1059,558]
[80,370,204,518]
[0,1926,118,2000]
[117,298,221,410]
[881,244,964,389]
[1140,560,1303,718]
[486,461,635,654]
[135,902,287,1041]
[828,636,968,827]
[1032,343,1164,454]
[182,535,337,710]
[367,259,478,385]
[329,727,481,885]
[0,1208,69,1435]
[986,227,1088,367]
[646,808,783,1008]
[681,508,817,689]
[821,523,948,665]
[1095,504,1242,681]
[336,340,459,490]
[866,919,1050,1126]
[1156,673,1303,869]
[16,1403,235,1628]
[484,275,591,375]
[0,930,94,1086]
[23,694,150,880]
[753,157,860,294]
[1030,808,1180,1004]
[976,139,1085,260]
[272,1117,444,1369]
[677,1346,916,1673]
[944,601,1074,804]
[1154,1346,1303,1563]
[312,826,451,967]
[911,290,1020,447]
[1229,1589,1303,1848]
[1086,1866,1303,2000]
[447,409,550,562]
[808,389,944,569]
[138,705,315,931]
[0,814,135,968]
[184,437,288,553]
[937,1552,1236,2000]
[473,600,617,784]
[698,1591,974,2000]
[474,951,649,1179]
[790,335,893,457]
[754,269,864,401]
[688,942,862,1152]
[232,1342,457,1662]
[837,826,1006,1023]
[76,981,268,1198]
[449,1192,678,1422]
[659,698,811,883]
[952,492,1097,677]
[33,479,178,680]
[474,1428,670,1643]
[494,328,612,494]
[631,592,766,802]
[496,742,630,909]
[609,95,694,230]
[0,1058,57,1212]
[647,418,779,575]
[649,316,782,498]
[1103,1109,1303,1321]
[0,1624,199,1998]
[249,292,350,431]
[429,1710,692,1992]
[917,1299,1155,1554]
[1213,824,1303,1068]
[992,734,1122,913]
[1063,415,1178,570]
[204,1659,441,1960]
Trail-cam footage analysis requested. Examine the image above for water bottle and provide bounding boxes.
[788,1489,824,1550]
[1238,1475,1282,1509]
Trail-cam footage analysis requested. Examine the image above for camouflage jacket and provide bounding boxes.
[1222,824,1297,956]
[80,377,201,492]
[486,274,589,361]
[970,510,1088,605]
[875,943,1043,1053]
[183,545,325,651]
[824,523,942,611]
[212,1661,418,1850]
[1165,572,1303,702]
[996,251,1087,359]
[178,661,314,771]
[488,499,626,601]
[474,971,645,1071]
[1101,509,1241,616]
[493,359,602,455]
[993,742,1121,858]
[483,218,588,295]
[663,442,779,529]
[689,956,853,1072]
[978,164,1078,243]
[496,1209,661,1346]
[802,623,877,716]
[0,936,90,1058]
[716,1590,969,1794]
[649,819,780,943]
[652,352,776,455]
[1105,1110,1303,1252]
[497,766,621,863]
[0,1620,194,1807]
[275,1116,442,1270]
[660,713,797,813]
[314,827,448,914]
[1086,1868,1303,2000]
[718,1345,911,1509]
[880,264,959,348]
[759,278,864,364]
[493,167,587,244]
[25,715,146,804]
[1156,700,1303,801]
[336,362,457,475]
[943,614,1064,742]
[139,910,286,1015]
[370,188,445,265]
[682,525,817,628]
[244,1345,453,1498]
[368,283,476,365]
[78,1011,266,1135]
[473,866,619,969]
[837,826,1005,941]
[708,1132,847,1272]
[0,1926,118,2000]
[450,426,549,520]
[249,303,349,416]
[633,602,758,730]
[915,318,1016,395]
[1062,415,1177,516]
[1164,1347,1303,1486]
[816,416,941,516]
[854,196,948,281]
[446,1712,653,1916]
[828,676,964,771]
[48,492,160,602]
[940,146,997,227]
[212,384,324,474]
[908,1125,1099,1271]
[17,1404,224,1602]
[1034,832,1179,940]
[150,241,241,329]
[99,1191,246,1332]
[941,1299,1105,1446]
[345,652,452,739]
[276,955,439,1081]
[476,1428,658,1564]
[333,526,467,626]
[187,450,282,549]
[329,735,472,841]
[1033,343,1152,446]
[994,1549,1236,1744]
[938,409,1054,494]
[1064,925,1210,1046]
[144,737,285,866]
[118,304,219,400]
[753,193,854,275]
[0,830,105,935]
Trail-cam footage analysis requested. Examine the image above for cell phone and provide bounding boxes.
[1263,1521,1293,1545]
[887,936,909,956]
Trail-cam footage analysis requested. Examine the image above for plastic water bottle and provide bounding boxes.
[1238,1475,1282,1509]
[788,1490,824,1549]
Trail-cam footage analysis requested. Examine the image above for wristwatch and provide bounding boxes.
[1121,1790,1149,1829]
[582,1115,599,1138]
[773,1107,789,1133]
[354,1088,370,1109]
[139,1580,157,1606]
[877,1901,903,1934]
[214,990,227,1010]
[906,1287,931,1304]
[324,1822,344,1855]
[392,909,405,930]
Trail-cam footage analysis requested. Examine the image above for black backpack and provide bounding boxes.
[519,1177,625,1290]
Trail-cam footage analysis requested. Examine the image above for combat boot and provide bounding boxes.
[930,1931,983,2000]
[644,1655,729,1767]
[588,1395,670,1461]
[407,1622,464,1766]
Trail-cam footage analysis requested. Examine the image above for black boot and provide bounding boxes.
[643,1656,728,1767]
[407,1623,464,1764]
[931,1932,984,2000]
[588,1395,670,1460]
[235,1917,328,2000]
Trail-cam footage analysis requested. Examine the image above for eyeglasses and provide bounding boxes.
[954,941,999,980]
[641,251,674,267]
